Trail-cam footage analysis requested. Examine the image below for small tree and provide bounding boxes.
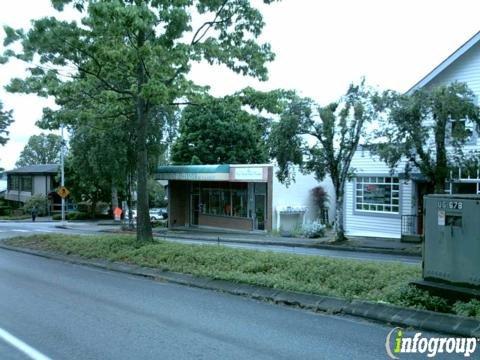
[270,82,379,241]
[311,186,329,224]
[374,82,480,193]
[16,133,62,167]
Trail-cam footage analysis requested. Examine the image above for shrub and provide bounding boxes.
[0,205,12,216]
[453,299,480,319]
[67,211,91,220]
[52,214,61,220]
[386,285,451,313]
[302,221,325,238]
[23,194,49,216]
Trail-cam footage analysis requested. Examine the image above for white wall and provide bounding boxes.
[344,150,413,239]
[272,167,335,230]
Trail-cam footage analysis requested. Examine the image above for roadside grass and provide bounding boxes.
[0,215,31,220]
[5,234,479,319]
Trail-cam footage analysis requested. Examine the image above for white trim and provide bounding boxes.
[407,31,480,93]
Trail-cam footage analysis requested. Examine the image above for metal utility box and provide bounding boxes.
[423,194,480,290]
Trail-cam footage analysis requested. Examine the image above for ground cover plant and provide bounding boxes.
[5,234,479,319]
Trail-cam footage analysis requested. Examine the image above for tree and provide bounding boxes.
[374,82,480,194]
[171,93,272,164]
[16,133,62,167]
[0,101,14,170]
[4,0,277,241]
[269,82,379,241]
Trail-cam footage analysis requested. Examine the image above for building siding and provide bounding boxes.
[345,150,413,239]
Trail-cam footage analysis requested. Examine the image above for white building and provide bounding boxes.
[344,31,480,240]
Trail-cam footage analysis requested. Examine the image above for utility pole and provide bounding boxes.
[61,125,65,225]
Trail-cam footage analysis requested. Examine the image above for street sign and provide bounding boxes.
[57,186,70,199]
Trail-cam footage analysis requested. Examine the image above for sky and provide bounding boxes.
[0,0,479,170]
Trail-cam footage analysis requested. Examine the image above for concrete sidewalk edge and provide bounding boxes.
[152,232,422,258]
[1,243,476,337]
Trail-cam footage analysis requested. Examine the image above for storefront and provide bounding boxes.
[155,164,273,232]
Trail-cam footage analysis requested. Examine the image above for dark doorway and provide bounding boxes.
[254,194,266,230]
[191,194,199,226]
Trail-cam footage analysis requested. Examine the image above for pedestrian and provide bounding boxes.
[31,206,38,222]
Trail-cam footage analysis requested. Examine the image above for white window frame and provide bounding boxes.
[355,176,400,214]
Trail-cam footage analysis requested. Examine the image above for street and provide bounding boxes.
[0,221,421,264]
[0,248,457,360]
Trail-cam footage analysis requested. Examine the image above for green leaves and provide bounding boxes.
[15,133,63,167]
[171,93,271,164]
[0,102,14,147]
[373,82,480,193]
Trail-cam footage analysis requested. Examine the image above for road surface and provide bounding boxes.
[0,249,455,359]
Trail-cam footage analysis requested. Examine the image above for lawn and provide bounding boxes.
[5,234,480,319]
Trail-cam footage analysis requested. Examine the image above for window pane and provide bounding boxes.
[356,177,400,213]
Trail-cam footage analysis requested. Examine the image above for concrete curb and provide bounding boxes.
[151,232,422,258]
[0,243,476,337]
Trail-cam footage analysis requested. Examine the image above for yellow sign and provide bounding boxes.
[57,186,70,199]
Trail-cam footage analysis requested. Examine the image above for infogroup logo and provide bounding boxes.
[385,327,478,359]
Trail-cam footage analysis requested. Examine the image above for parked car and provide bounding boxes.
[149,208,166,221]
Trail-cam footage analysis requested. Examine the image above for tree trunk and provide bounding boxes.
[111,184,118,213]
[135,30,153,242]
[334,195,346,242]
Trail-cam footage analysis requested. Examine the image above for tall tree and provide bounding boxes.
[269,82,379,241]
[0,101,13,147]
[0,101,13,171]
[16,133,62,167]
[3,0,277,241]
[172,92,278,164]
[374,82,480,194]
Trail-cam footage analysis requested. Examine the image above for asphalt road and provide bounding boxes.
[0,221,421,264]
[0,249,460,360]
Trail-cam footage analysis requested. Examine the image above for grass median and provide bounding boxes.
[5,233,480,319]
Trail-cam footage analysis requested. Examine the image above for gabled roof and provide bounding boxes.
[6,164,59,175]
[407,31,480,94]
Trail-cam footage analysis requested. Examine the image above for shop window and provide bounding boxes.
[200,186,248,218]
[355,176,400,213]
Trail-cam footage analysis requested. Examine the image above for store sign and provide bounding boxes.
[234,167,264,181]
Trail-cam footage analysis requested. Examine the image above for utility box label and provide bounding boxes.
[437,210,445,226]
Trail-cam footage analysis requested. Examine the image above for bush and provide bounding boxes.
[67,211,91,220]
[385,285,451,313]
[53,212,91,221]
[0,205,12,216]
[453,299,480,319]
[23,194,49,216]
[302,221,325,238]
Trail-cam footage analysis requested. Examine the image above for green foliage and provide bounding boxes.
[373,82,480,193]
[3,0,278,241]
[22,194,49,217]
[385,285,451,313]
[148,178,167,208]
[6,233,420,302]
[0,101,13,147]
[16,133,62,167]
[269,81,380,240]
[453,299,480,319]
[171,93,272,164]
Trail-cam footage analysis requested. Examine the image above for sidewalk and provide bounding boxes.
[151,227,422,257]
